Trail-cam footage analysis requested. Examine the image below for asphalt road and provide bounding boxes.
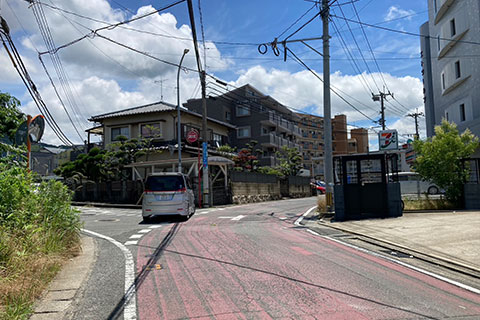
[74,198,480,319]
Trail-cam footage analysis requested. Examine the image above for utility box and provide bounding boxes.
[333,153,402,221]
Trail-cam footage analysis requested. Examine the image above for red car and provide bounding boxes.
[311,180,326,194]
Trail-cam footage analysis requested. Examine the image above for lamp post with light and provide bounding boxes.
[177,48,189,173]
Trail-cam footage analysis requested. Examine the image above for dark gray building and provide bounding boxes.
[184,84,302,166]
[421,0,480,138]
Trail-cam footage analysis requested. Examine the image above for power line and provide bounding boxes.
[0,21,75,146]
[331,13,480,47]
[30,0,85,140]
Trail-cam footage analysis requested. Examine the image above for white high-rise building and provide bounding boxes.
[420,0,480,138]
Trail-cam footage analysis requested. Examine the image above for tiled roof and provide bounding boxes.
[89,101,236,128]
[89,102,176,121]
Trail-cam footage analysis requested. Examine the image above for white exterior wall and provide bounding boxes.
[423,0,480,138]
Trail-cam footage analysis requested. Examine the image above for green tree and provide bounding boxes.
[0,91,26,142]
[275,145,302,176]
[413,120,479,204]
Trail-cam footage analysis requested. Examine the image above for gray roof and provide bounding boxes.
[89,101,235,129]
[89,101,176,121]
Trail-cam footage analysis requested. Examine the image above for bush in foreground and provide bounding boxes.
[0,164,82,319]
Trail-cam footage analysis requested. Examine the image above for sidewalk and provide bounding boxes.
[307,210,480,273]
[30,236,96,320]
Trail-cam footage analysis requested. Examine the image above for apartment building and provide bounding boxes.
[420,0,480,138]
[184,84,302,167]
[296,113,369,177]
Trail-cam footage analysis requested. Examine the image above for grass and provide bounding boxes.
[403,197,457,211]
[0,165,82,320]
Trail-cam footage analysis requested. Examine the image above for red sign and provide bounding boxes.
[186,129,199,143]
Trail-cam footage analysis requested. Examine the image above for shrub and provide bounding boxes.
[0,164,81,319]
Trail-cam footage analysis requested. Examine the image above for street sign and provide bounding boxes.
[29,115,45,143]
[379,130,398,151]
[202,142,208,169]
[186,129,199,143]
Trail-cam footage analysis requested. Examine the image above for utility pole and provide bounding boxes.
[322,0,333,212]
[372,91,393,130]
[407,109,424,139]
[187,0,209,207]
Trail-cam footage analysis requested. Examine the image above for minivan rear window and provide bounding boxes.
[145,176,185,191]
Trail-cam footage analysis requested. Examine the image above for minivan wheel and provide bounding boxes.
[428,186,439,195]
[142,215,151,223]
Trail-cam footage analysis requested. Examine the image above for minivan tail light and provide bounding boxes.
[176,188,186,192]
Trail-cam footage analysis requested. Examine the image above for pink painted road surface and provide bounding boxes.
[133,200,480,319]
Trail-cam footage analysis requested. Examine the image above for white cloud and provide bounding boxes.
[385,6,416,22]
[4,0,229,81]
[232,65,423,121]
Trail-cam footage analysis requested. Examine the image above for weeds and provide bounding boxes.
[0,164,82,319]
[403,196,456,211]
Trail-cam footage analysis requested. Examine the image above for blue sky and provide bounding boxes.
[0,0,429,147]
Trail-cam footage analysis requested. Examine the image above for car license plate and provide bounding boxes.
[155,194,172,201]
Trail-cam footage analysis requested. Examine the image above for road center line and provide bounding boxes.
[231,215,245,221]
[82,229,137,320]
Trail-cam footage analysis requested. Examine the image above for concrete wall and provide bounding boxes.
[231,181,281,204]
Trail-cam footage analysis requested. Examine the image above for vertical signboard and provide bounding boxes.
[378,130,398,151]
[202,142,208,169]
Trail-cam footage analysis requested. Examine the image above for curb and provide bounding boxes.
[30,236,96,320]
[306,218,480,277]
[72,202,142,209]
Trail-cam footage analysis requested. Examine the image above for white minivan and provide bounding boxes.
[394,172,441,195]
[142,172,195,222]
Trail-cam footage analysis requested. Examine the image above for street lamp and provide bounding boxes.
[177,48,189,173]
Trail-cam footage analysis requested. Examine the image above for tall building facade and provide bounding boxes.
[296,113,369,177]
[420,0,480,138]
[184,84,302,167]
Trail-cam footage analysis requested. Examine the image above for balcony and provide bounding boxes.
[434,0,455,25]
[258,133,300,150]
[258,133,280,147]
[259,111,276,126]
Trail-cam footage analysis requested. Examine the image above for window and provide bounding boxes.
[261,126,269,135]
[434,0,437,12]
[140,123,162,138]
[111,126,129,141]
[237,126,250,138]
[460,104,466,122]
[236,105,250,116]
[442,73,446,90]
[437,36,441,51]
[454,61,461,79]
[450,19,456,37]
[212,133,222,143]
[446,112,449,121]
[225,111,231,121]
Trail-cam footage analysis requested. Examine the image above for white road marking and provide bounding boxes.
[138,229,151,234]
[323,235,480,295]
[125,240,138,246]
[129,234,142,239]
[148,225,161,229]
[218,216,235,219]
[83,229,136,320]
[294,206,317,226]
[231,215,245,221]
[307,229,320,236]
